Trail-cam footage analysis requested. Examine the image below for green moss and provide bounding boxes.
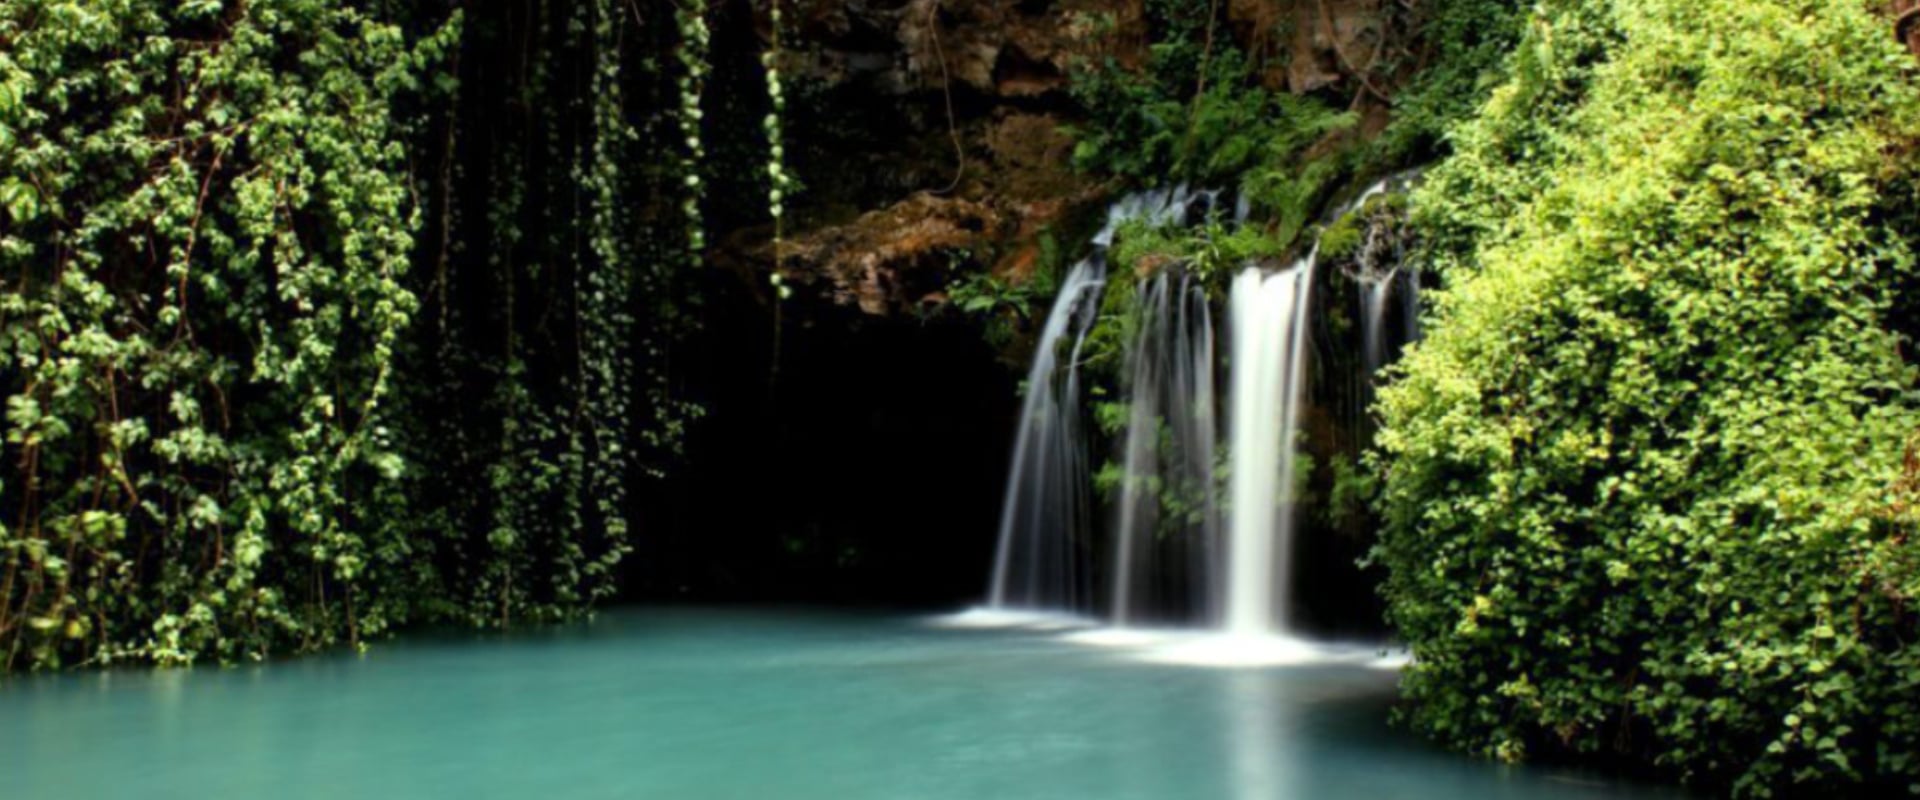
[1320,191,1412,263]
[1065,2,1356,201]
[1317,215,1365,262]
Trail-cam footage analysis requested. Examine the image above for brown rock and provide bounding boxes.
[775,193,1005,315]
[741,0,1412,319]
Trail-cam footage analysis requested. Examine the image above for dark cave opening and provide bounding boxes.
[632,272,1020,609]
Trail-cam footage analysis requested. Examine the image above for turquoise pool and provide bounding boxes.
[0,608,1688,799]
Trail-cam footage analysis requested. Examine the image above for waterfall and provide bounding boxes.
[1360,270,1395,380]
[983,177,1422,636]
[1110,270,1218,626]
[1224,260,1315,637]
[1400,269,1423,347]
[1360,268,1424,383]
[1095,184,1201,247]
[988,188,1209,613]
[987,258,1106,611]
[1351,172,1424,380]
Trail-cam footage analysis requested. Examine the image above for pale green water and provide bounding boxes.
[0,608,1685,799]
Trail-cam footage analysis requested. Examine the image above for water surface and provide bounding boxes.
[1,608,1685,799]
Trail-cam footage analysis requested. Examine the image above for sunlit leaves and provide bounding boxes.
[1375,1,1920,794]
[0,0,454,669]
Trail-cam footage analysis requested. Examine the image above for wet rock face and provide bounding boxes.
[786,0,1128,97]
[734,0,1400,317]
[760,184,1106,317]
[780,193,1003,315]
[743,0,1131,316]
[1227,0,1397,95]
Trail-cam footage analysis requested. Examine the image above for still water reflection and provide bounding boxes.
[0,608,1686,800]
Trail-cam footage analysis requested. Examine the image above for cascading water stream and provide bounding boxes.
[1359,269,1424,381]
[1400,269,1423,347]
[1360,271,1395,381]
[987,188,1209,614]
[986,176,1426,641]
[987,258,1106,611]
[1110,270,1217,627]
[1224,259,1315,638]
[1214,177,1413,639]
[1351,172,1424,382]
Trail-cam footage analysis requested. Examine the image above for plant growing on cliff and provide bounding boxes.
[676,0,711,266]
[0,0,712,670]
[947,246,1063,350]
[412,0,710,629]
[1373,0,1920,794]
[763,0,794,303]
[0,0,457,668]
[1066,4,1357,227]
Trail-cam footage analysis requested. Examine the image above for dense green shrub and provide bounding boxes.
[0,0,458,668]
[1366,0,1529,167]
[1065,0,1356,250]
[0,0,706,670]
[1374,0,1920,794]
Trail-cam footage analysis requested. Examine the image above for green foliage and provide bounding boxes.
[1324,455,1377,529]
[1367,0,1531,166]
[946,246,1063,351]
[1108,217,1277,290]
[1317,192,1409,264]
[0,0,457,668]
[1316,210,1366,263]
[1077,263,1146,380]
[1066,0,1528,261]
[1373,1,1920,793]
[0,0,709,670]
[1092,412,1227,540]
[950,262,1059,317]
[676,0,711,264]
[1071,44,1353,194]
[763,0,794,301]
[1063,0,1355,243]
[399,0,704,631]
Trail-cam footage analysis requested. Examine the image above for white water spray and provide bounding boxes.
[1360,270,1395,380]
[989,188,1214,613]
[1224,261,1315,637]
[987,259,1105,610]
[1110,271,1217,626]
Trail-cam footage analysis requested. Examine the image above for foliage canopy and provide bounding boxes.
[1375,1,1920,794]
[0,0,706,669]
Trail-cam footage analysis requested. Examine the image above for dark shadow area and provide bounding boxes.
[632,273,1019,609]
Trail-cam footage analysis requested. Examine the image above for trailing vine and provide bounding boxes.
[676,0,711,268]
[0,0,458,668]
[0,0,711,669]
[763,0,792,301]
[577,0,637,605]
[762,0,793,380]
[443,0,662,626]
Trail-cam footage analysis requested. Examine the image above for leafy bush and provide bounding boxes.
[0,0,689,670]
[0,0,459,668]
[1374,0,1920,794]
[1065,0,1354,236]
[1366,0,1531,167]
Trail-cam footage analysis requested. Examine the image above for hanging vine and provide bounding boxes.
[1,0,709,670]
[676,0,712,268]
[764,0,793,300]
[454,0,646,625]
[0,0,459,669]
[577,0,637,604]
